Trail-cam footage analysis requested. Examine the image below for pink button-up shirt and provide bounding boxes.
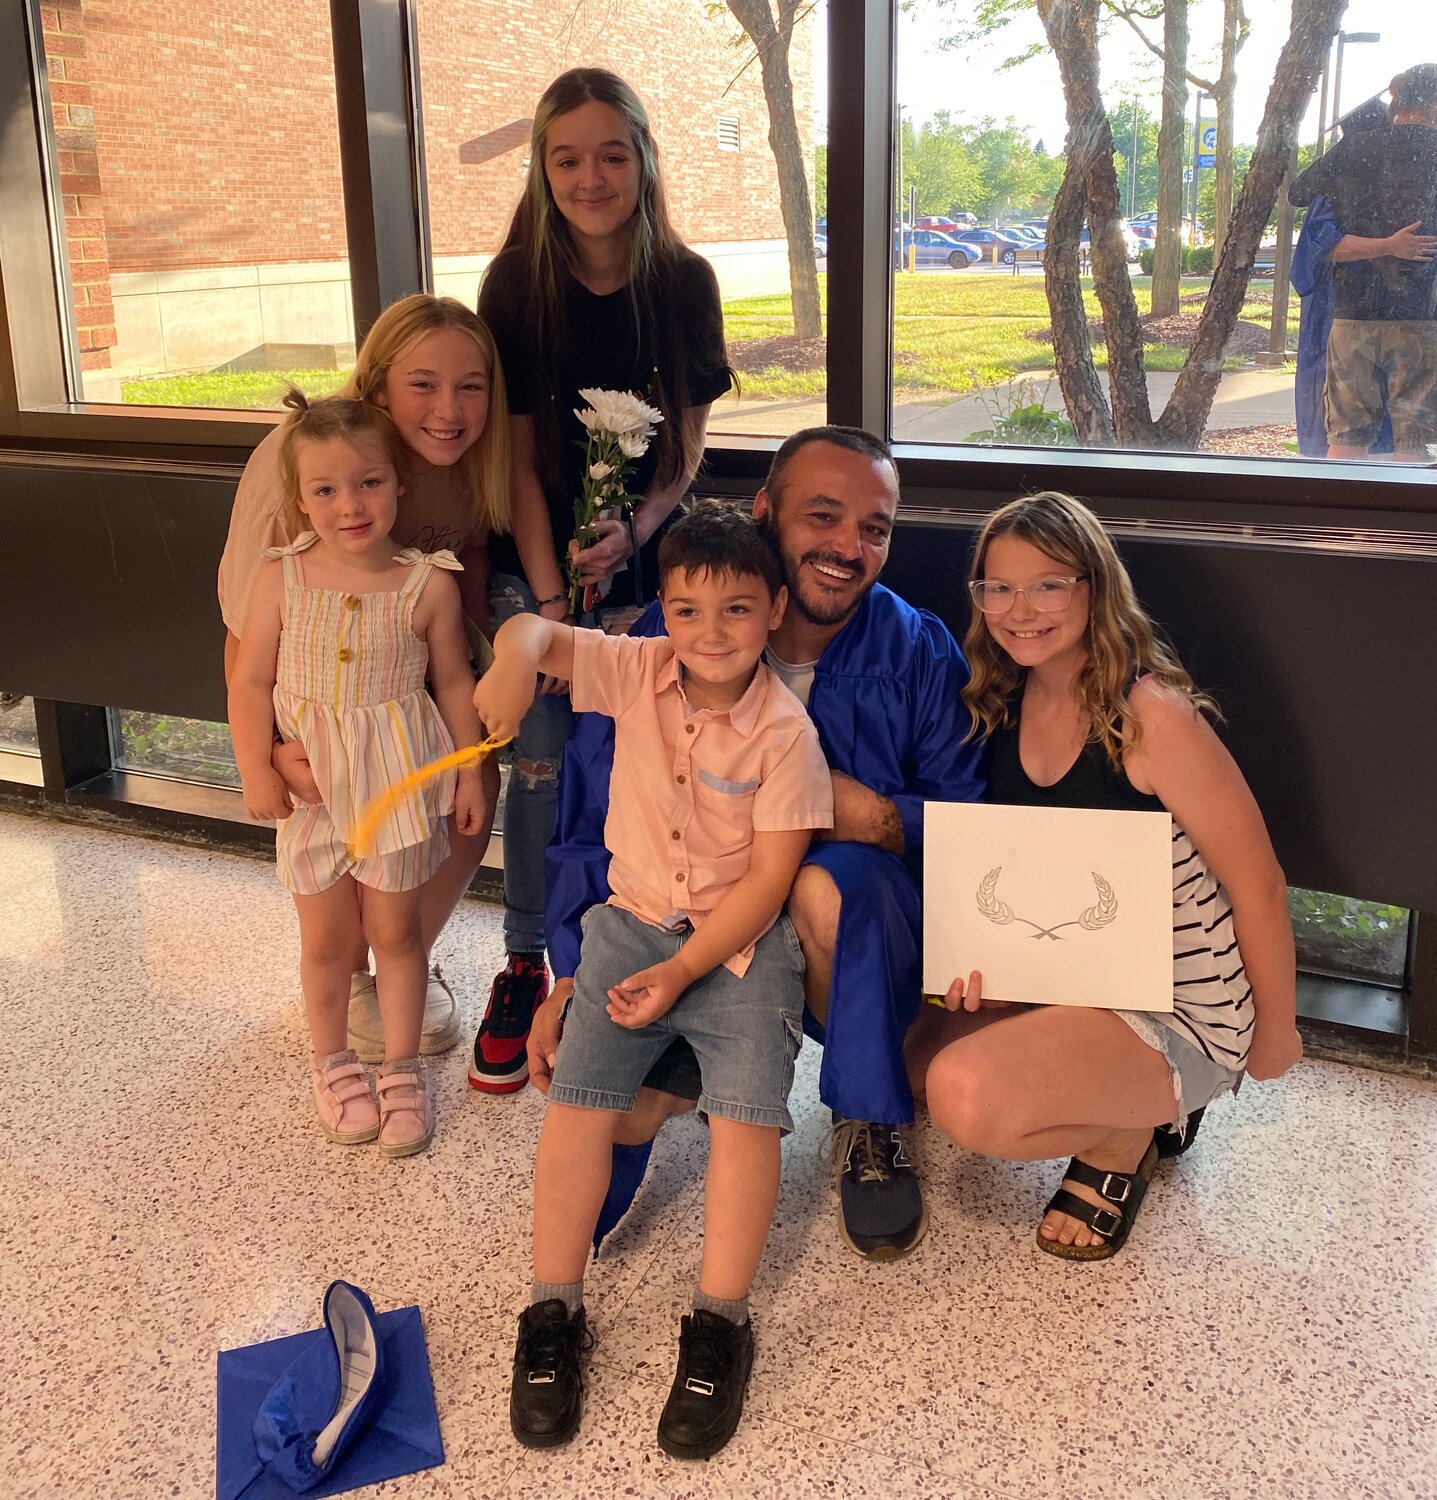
[570,631,834,975]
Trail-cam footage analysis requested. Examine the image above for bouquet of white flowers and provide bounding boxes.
[569,387,664,615]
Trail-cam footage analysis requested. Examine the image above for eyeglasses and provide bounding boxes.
[967,575,1085,614]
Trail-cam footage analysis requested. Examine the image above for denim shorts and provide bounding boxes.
[1116,1010,1244,1136]
[548,903,806,1134]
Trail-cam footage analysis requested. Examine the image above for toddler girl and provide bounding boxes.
[229,391,485,1155]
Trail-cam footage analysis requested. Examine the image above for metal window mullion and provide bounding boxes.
[824,0,895,434]
[0,1,71,424]
[32,698,112,799]
[329,0,430,344]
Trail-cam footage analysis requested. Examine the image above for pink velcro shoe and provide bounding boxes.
[311,1058,380,1145]
[376,1063,435,1159]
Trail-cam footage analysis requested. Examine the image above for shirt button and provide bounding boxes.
[344,595,362,610]
[671,829,681,840]
[675,774,686,785]
[337,648,355,663]
[685,724,695,734]
[675,872,686,883]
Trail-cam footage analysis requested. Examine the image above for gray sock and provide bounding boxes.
[532,1279,584,1316]
[694,1289,749,1326]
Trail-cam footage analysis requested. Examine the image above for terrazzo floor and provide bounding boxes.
[2,809,1436,1500]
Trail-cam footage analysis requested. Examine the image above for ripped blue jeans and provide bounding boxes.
[489,572,575,954]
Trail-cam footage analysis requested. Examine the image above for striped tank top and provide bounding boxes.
[268,532,460,856]
[987,713,1255,1070]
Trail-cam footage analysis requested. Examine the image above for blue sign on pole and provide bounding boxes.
[1197,123,1217,170]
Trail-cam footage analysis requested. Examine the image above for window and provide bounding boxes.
[109,711,239,790]
[0,694,40,755]
[894,1,1437,468]
[413,0,827,440]
[35,0,354,411]
[1291,888,1410,988]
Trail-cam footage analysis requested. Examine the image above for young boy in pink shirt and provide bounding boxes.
[474,507,832,1460]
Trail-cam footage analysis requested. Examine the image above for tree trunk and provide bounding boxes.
[1039,0,1158,445]
[1211,0,1250,257]
[1151,0,1189,317]
[1157,0,1350,446]
[726,0,822,341]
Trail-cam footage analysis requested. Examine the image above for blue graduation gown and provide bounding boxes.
[545,583,987,1126]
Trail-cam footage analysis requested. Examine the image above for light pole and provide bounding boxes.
[1331,31,1381,142]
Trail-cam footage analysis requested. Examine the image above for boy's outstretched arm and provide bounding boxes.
[605,827,813,1029]
[472,613,577,742]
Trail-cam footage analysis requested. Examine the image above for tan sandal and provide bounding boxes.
[376,1063,434,1158]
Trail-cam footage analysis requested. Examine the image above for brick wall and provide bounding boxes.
[71,0,814,272]
[40,1,116,376]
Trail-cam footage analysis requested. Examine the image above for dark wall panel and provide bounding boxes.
[886,517,1437,914]
[0,461,233,722]
[2,454,1434,915]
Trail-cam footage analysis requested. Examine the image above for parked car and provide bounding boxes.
[956,228,1044,265]
[895,228,983,269]
[814,233,828,261]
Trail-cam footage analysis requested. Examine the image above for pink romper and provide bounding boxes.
[268,533,461,895]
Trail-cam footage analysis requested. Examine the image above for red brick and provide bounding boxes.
[69,260,108,284]
[43,32,84,58]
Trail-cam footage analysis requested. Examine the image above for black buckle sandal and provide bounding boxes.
[1036,1139,1160,1261]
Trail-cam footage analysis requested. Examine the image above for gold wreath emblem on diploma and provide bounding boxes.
[976,866,1118,941]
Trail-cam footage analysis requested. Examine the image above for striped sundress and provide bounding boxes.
[268,532,460,895]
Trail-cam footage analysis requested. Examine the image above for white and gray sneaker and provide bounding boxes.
[347,965,460,1062]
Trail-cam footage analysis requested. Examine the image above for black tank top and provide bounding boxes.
[986,714,1164,814]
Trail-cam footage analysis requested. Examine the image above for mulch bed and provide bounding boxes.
[729,335,826,374]
[1198,423,1298,457]
[1027,312,1271,357]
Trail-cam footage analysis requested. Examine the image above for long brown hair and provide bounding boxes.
[962,491,1217,768]
[486,68,727,498]
[338,294,510,541]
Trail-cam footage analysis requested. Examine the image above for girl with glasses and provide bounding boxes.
[913,490,1301,1260]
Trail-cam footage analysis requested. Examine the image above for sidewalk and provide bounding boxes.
[706,365,1298,443]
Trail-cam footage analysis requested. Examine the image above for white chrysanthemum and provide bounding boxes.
[588,461,614,481]
[576,387,664,439]
[616,431,650,459]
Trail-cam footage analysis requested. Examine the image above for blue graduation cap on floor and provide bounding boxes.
[216,1282,444,1500]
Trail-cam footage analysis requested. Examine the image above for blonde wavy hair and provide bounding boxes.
[336,293,510,541]
[962,491,1217,768]
[277,388,405,540]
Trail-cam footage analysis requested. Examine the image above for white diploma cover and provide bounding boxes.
[923,802,1174,1012]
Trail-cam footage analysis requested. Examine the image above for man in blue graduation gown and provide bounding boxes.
[531,426,986,1261]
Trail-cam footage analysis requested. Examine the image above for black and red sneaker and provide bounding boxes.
[468,952,549,1093]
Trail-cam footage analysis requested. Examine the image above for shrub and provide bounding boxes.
[1185,245,1215,275]
[1139,248,1155,276]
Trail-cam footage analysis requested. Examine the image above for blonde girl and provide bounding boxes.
[219,294,509,1062]
[229,392,485,1155]
[914,491,1302,1260]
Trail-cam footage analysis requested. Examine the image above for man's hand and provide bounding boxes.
[1244,1022,1303,1082]
[242,769,294,823]
[273,739,319,804]
[1384,221,1437,261]
[568,518,634,585]
[527,980,572,1094]
[606,958,689,1029]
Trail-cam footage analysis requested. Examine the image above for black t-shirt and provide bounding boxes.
[1290,120,1437,321]
[481,248,732,607]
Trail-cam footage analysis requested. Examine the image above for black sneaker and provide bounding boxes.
[830,1116,928,1261]
[469,952,549,1094]
[509,1299,590,1449]
[657,1309,755,1460]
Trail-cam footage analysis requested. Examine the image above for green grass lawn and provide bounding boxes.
[119,273,1300,411]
